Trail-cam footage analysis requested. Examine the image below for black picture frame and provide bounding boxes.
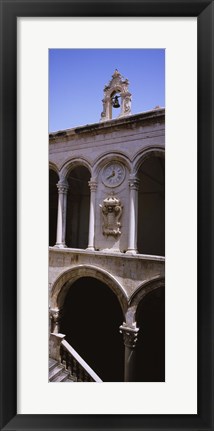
[0,1,213,430]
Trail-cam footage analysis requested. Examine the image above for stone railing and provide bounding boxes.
[60,339,102,382]
[49,333,102,382]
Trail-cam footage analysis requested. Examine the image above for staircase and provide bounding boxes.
[49,336,102,382]
[49,358,76,382]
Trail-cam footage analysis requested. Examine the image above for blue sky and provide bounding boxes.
[49,49,165,132]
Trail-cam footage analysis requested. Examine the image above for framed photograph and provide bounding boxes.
[1,1,213,430]
[48,48,166,387]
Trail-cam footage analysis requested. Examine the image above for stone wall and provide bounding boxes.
[49,109,165,253]
[49,248,165,315]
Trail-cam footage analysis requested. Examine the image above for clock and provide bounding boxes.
[102,162,125,187]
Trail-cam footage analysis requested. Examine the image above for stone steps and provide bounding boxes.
[49,358,76,382]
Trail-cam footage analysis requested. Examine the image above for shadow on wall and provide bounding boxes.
[138,156,165,256]
[49,169,59,246]
[136,286,165,382]
[60,277,124,382]
[66,167,90,249]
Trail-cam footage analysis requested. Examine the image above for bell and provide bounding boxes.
[112,95,120,108]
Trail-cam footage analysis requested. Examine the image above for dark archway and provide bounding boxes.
[137,156,165,256]
[135,286,165,382]
[66,166,90,248]
[60,276,124,382]
[49,169,59,246]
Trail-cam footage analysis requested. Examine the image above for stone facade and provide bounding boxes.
[49,72,165,382]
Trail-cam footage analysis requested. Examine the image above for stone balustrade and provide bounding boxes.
[60,339,102,382]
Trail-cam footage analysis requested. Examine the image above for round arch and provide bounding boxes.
[60,157,92,179]
[49,168,59,246]
[49,162,59,176]
[65,164,91,249]
[50,264,128,316]
[93,152,132,178]
[59,271,126,382]
[126,276,165,324]
[134,279,165,382]
[133,146,165,175]
[135,148,165,256]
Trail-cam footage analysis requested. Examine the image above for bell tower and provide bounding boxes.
[100,69,132,122]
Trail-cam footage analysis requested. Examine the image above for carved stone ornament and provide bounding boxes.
[57,179,69,194]
[129,176,140,191]
[119,324,139,348]
[49,308,62,333]
[88,179,97,192]
[124,96,131,113]
[100,69,132,121]
[99,194,123,237]
[50,308,62,322]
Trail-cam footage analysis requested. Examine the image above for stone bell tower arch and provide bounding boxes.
[100,69,132,122]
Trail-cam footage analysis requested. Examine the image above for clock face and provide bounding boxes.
[102,162,125,187]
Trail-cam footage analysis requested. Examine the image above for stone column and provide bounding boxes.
[50,308,62,334]
[120,323,139,382]
[127,175,140,254]
[87,179,97,250]
[55,179,69,248]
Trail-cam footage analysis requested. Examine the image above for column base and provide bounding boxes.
[54,243,67,249]
[86,246,95,251]
[126,248,138,255]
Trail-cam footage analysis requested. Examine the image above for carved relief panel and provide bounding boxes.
[99,194,123,238]
[95,158,129,252]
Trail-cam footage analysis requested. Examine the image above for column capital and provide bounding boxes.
[49,307,62,322]
[128,175,140,191]
[88,179,97,192]
[119,323,139,348]
[57,180,69,194]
